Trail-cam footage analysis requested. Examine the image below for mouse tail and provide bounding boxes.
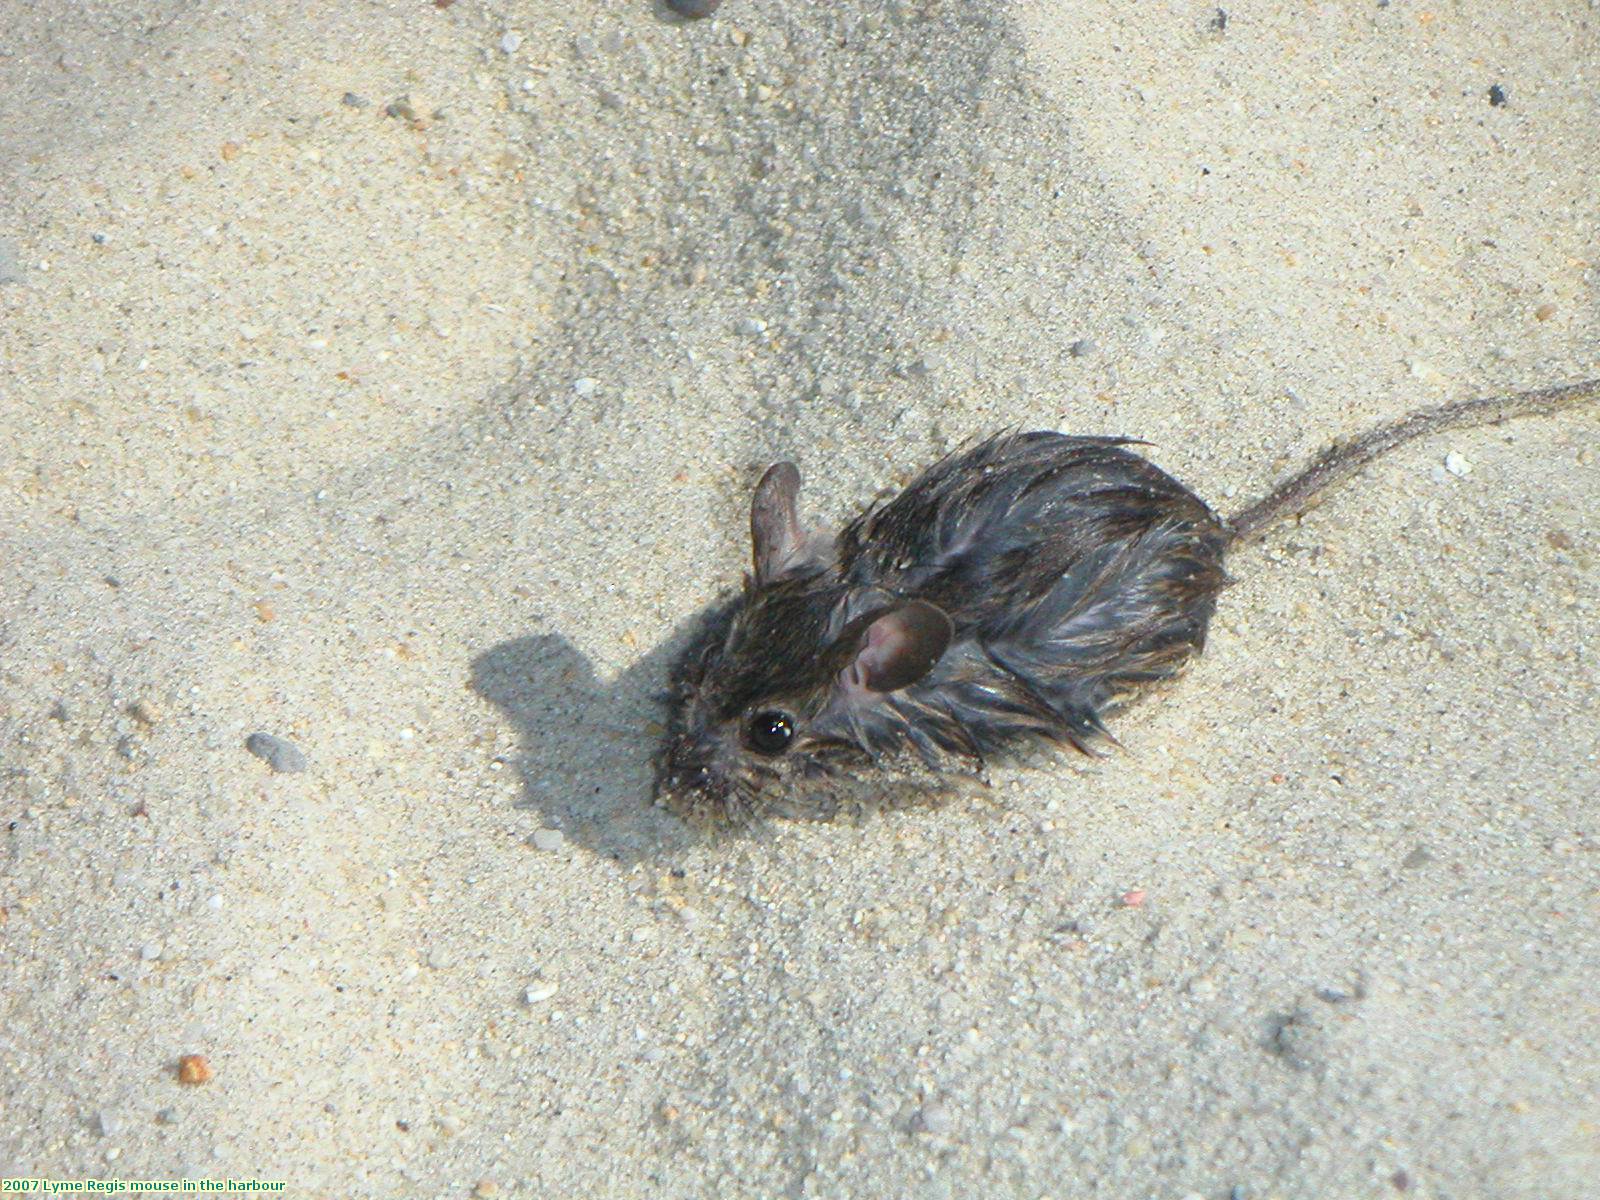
[1225,377,1600,546]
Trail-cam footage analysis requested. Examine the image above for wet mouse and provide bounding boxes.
[657,379,1599,824]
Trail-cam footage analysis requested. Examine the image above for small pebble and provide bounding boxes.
[155,1106,180,1125]
[128,698,163,727]
[529,828,566,852]
[140,941,163,961]
[1487,83,1507,107]
[177,1054,213,1085]
[1068,338,1096,358]
[474,1182,500,1199]
[1118,888,1146,908]
[572,377,598,397]
[500,31,523,55]
[245,731,308,774]
[523,980,559,1004]
[736,316,768,337]
[1534,302,1557,321]
[96,1109,122,1137]
[1401,845,1434,869]
[914,1100,952,1135]
[667,0,723,17]
[1443,451,1472,478]
[341,92,369,108]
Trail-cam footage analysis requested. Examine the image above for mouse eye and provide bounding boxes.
[745,710,795,755]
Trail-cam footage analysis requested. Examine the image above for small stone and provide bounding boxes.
[1487,84,1507,107]
[426,946,454,970]
[341,92,369,108]
[667,0,723,17]
[529,828,566,852]
[572,377,598,397]
[500,31,523,55]
[1534,302,1557,321]
[1443,451,1472,478]
[1407,359,1445,385]
[140,941,164,961]
[1401,845,1433,869]
[523,980,559,1004]
[155,1106,180,1125]
[245,732,307,774]
[1118,888,1147,908]
[913,1100,952,1135]
[474,1182,500,1199]
[96,1109,122,1137]
[736,316,768,337]
[1068,338,1096,358]
[1266,1010,1321,1071]
[128,698,163,727]
[220,141,241,162]
[177,1054,213,1085]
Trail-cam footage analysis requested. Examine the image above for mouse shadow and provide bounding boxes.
[469,601,736,865]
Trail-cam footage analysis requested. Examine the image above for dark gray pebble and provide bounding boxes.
[667,0,722,18]
[246,731,308,774]
[342,92,371,109]
[1487,83,1507,107]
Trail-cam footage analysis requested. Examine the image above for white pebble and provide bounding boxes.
[97,1109,122,1137]
[572,377,597,396]
[140,942,163,961]
[1444,451,1473,477]
[915,1101,952,1135]
[500,32,523,55]
[523,980,559,1004]
[736,316,768,337]
[529,828,566,852]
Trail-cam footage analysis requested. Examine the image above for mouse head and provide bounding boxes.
[656,462,953,824]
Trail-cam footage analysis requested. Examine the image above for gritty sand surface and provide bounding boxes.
[2,1,1597,1195]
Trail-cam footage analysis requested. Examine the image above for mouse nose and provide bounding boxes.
[663,737,717,793]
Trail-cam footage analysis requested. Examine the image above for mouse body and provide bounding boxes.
[657,379,1600,824]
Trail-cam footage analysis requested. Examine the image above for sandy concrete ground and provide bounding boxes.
[2,0,1596,1195]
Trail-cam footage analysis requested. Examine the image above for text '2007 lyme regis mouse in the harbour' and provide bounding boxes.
[655,379,1600,825]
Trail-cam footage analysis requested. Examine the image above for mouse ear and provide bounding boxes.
[841,601,953,695]
[750,462,806,583]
